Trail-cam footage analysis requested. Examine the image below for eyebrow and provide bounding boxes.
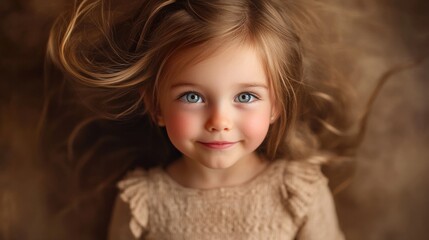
[237,83,268,89]
[170,83,199,89]
[170,82,268,89]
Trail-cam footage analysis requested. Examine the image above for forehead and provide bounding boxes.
[161,41,268,87]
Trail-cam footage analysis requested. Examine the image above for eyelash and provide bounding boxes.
[178,91,204,103]
[235,92,259,103]
[177,91,260,104]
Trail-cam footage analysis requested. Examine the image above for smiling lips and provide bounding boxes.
[198,141,237,149]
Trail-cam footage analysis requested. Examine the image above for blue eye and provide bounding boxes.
[235,92,258,103]
[179,92,203,103]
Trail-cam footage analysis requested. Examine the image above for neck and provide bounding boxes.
[166,153,269,189]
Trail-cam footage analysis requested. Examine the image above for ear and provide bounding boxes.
[156,111,165,127]
[270,104,281,124]
[141,87,164,126]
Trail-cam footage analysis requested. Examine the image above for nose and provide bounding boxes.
[205,104,233,132]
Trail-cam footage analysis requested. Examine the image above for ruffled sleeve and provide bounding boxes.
[117,169,149,239]
[280,159,345,239]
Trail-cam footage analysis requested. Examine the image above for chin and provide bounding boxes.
[199,157,239,169]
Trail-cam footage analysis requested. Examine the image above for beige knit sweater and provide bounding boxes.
[109,159,345,240]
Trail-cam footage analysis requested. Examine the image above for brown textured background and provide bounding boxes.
[0,0,428,239]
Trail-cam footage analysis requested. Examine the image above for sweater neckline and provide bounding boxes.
[156,159,284,196]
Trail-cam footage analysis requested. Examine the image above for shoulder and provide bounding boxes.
[278,157,345,239]
[109,167,161,239]
[117,168,150,205]
[279,156,329,223]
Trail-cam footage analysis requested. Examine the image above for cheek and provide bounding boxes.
[164,109,201,141]
[240,110,271,144]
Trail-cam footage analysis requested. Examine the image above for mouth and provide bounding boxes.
[197,141,237,150]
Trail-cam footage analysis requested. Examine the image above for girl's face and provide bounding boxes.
[158,43,277,169]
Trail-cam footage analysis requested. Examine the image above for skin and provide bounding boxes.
[157,42,278,189]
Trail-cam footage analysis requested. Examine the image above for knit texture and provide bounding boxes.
[117,159,345,240]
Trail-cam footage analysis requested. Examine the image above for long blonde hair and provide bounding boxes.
[45,0,355,165]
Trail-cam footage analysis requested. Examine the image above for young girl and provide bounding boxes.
[47,0,352,239]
